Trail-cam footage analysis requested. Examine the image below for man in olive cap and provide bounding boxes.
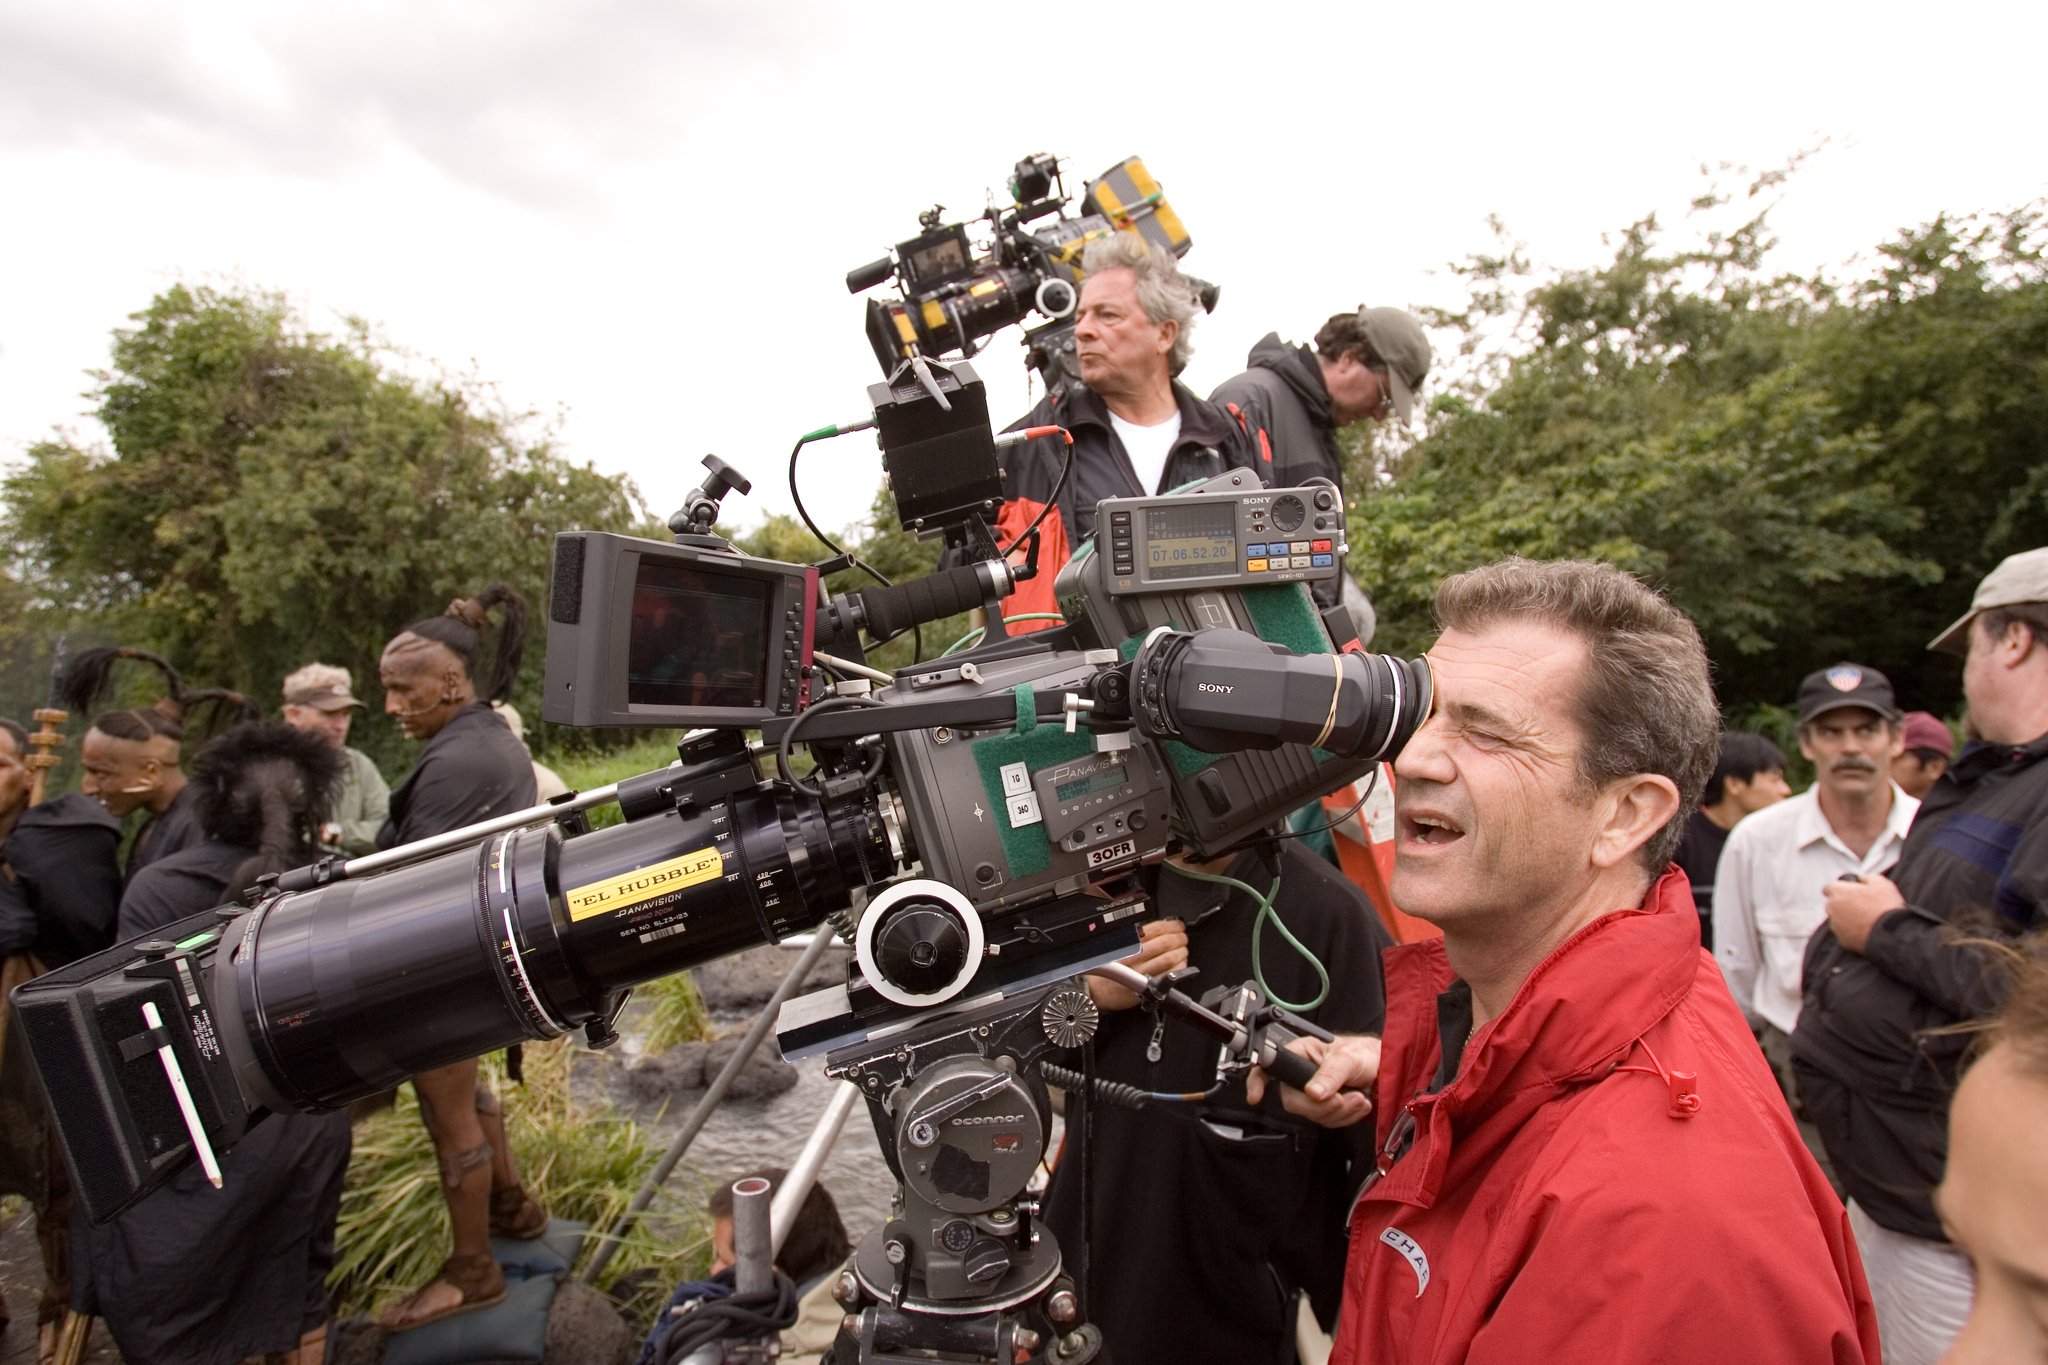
[1793,545,2048,1365]
[280,663,389,855]
[1209,306,1431,643]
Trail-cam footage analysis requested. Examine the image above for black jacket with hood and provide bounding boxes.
[1210,335,1373,626]
[1793,728,2048,1239]
[995,380,1265,629]
[1208,333,1341,491]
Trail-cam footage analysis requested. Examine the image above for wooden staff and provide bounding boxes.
[24,638,68,807]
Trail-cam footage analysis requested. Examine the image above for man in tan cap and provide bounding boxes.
[1209,306,1431,644]
[280,663,390,855]
[1793,545,2048,1365]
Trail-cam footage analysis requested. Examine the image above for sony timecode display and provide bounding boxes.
[1143,502,1238,580]
[1098,486,1347,594]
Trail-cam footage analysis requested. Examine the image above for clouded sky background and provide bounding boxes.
[2,0,2043,537]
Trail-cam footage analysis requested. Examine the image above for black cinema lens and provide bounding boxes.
[220,783,893,1114]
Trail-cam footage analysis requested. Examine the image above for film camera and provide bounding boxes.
[846,153,1218,395]
[13,356,1428,1363]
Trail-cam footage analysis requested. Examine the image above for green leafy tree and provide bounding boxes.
[1348,178,2048,718]
[3,284,647,771]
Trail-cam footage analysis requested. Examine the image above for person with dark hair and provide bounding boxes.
[375,586,550,1332]
[1798,547,2048,1364]
[1257,558,1876,1364]
[1892,710,1956,800]
[705,1168,851,1287]
[659,1170,852,1365]
[76,721,352,1365]
[1209,306,1433,642]
[1671,730,1790,947]
[0,718,123,1350]
[59,645,259,879]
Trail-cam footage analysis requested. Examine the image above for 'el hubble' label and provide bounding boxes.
[565,848,723,922]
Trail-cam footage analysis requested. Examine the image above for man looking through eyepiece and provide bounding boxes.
[995,233,1260,628]
[1247,558,1878,1363]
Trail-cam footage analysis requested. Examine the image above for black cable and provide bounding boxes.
[651,1269,799,1365]
[788,433,921,661]
[1039,1061,1223,1108]
[997,432,1074,558]
[1262,765,1381,847]
[788,436,893,592]
[776,695,884,798]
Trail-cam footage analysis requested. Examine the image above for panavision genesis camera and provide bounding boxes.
[846,154,1218,396]
[14,356,1429,1365]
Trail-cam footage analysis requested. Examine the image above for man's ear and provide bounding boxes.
[1157,319,1178,358]
[1591,774,1682,871]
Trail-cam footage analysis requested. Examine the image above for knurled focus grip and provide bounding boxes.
[1262,1042,1322,1094]
[857,563,989,641]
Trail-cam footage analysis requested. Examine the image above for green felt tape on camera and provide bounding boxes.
[971,715,1094,880]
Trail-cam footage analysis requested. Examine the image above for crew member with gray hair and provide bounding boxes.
[280,662,390,855]
[994,232,1260,629]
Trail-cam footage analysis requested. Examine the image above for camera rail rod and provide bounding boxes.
[270,777,644,893]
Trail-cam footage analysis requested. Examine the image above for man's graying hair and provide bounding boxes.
[1433,558,1719,872]
[1080,233,1199,376]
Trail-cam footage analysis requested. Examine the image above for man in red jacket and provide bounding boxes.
[1250,557,1878,1364]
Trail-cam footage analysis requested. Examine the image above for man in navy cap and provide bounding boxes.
[1714,664,1916,1124]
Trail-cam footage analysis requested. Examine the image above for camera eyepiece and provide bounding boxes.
[1131,628,1432,764]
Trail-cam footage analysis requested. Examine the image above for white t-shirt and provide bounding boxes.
[1109,408,1182,494]
[1712,782,1919,1034]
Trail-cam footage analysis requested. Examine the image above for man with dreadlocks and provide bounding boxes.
[75,721,353,1365]
[375,585,551,1332]
[60,646,259,880]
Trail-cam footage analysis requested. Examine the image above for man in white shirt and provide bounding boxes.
[993,233,1262,631]
[1715,662,1918,1109]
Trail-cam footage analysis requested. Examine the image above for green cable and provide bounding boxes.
[1165,861,1330,1012]
[938,614,1068,658]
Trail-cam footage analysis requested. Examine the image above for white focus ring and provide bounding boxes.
[855,879,986,1008]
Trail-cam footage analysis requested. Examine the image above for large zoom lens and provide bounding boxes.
[216,782,894,1113]
[1130,628,1432,762]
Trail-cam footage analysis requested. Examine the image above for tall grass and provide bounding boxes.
[330,1041,711,1319]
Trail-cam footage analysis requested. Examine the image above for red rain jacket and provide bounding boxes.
[1333,870,1879,1365]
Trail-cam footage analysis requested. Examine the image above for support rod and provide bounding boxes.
[770,1081,861,1260]
[581,927,841,1283]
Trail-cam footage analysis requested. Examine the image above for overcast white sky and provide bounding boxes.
[3,0,2043,540]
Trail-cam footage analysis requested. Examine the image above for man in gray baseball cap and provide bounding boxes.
[279,662,389,855]
[1209,305,1431,644]
[1795,544,2048,1364]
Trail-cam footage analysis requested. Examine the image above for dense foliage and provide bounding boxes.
[1,285,649,772]
[1348,188,2048,719]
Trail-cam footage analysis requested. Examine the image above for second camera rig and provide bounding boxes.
[846,154,1218,397]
